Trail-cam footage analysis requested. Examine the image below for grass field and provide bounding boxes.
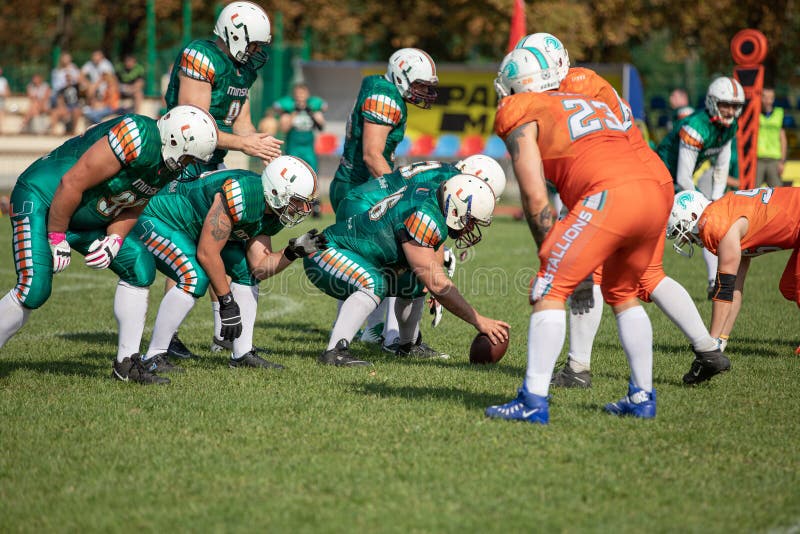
[0,213,798,532]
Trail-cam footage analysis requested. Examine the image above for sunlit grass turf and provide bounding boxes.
[0,213,798,532]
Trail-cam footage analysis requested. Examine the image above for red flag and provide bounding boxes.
[506,0,527,53]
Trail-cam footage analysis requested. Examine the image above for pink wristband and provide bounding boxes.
[47,232,67,245]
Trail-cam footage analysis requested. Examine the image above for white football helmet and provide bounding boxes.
[666,190,711,257]
[455,155,506,200]
[494,48,561,100]
[440,174,496,249]
[261,155,318,227]
[157,105,218,174]
[705,77,745,127]
[214,1,271,68]
[386,48,439,109]
[515,32,570,83]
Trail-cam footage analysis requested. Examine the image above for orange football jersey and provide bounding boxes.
[494,91,670,209]
[697,187,800,256]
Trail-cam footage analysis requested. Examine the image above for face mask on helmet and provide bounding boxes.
[666,190,710,257]
[386,48,439,109]
[440,174,496,249]
[261,155,318,227]
[214,1,272,68]
[705,77,745,127]
[158,105,219,181]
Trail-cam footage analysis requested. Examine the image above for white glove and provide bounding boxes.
[443,246,457,278]
[429,296,444,328]
[48,232,71,274]
[85,234,123,269]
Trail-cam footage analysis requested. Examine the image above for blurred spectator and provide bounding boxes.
[83,70,120,124]
[756,86,788,187]
[0,66,9,134]
[80,50,114,106]
[274,82,327,217]
[258,109,279,137]
[20,74,51,133]
[668,87,694,131]
[49,68,82,135]
[50,52,80,107]
[117,54,144,113]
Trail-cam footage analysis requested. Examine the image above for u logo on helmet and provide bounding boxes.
[280,167,297,183]
[231,13,244,28]
[180,124,194,142]
[676,192,693,209]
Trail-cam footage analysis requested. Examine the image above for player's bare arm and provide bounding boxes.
[197,194,234,296]
[403,241,509,344]
[505,122,552,248]
[106,203,148,241]
[48,138,123,233]
[247,234,292,281]
[362,121,393,178]
[709,217,749,337]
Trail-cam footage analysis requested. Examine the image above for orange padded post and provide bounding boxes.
[731,29,768,190]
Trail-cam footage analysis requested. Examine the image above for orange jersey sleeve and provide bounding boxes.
[697,188,800,256]
[494,92,653,208]
[561,68,622,119]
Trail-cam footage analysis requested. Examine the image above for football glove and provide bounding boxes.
[218,292,242,341]
[284,228,328,261]
[429,296,444,328]
[443,246,457,278]
[48,232,71,274]
[569,277,595,315]
[85,234,123,270]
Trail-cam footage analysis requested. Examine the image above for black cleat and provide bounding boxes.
[683,348,731,385]
[318,339,372,367]
[396,338,450,359]
[112,354,170,385]
[168,333,199,360]
[229,350,284,370]
[141,353,185,374]
[551,364,592,388]
[212,336,272,356]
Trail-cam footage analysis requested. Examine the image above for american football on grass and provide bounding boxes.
[469,333,509,364]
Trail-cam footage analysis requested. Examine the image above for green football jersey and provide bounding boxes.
[345,161,458,207]
[273,95,327,157]
[17,114,167,231]
[333,75,408,186]
[656,109,738,178]
[324,184,446,268]
[165,39,258,166]
[143,169,282,242]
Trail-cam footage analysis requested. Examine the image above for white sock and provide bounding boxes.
[524,309,566,397]
[382,296,400,346]
[616,306,653,392]
[362,298,388,342]
[145,287,197,359]
[231,283,258,359]
[703,248,718,285]
[327,291,379,350]
[395,297,425,345]
[651,277,718,352]
[211,301,222,341]
[114,281,149,362]
[567,284,603,371]
[0,290,32,348]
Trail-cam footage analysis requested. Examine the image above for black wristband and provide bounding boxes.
[218,292,234,306]
[283,246,300,262]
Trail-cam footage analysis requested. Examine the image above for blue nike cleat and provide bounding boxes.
[604,383,656,419]
[485,388,549,424]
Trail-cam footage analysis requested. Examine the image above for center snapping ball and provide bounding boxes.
[469,333,509,364]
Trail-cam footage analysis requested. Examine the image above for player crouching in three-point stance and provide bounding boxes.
[668,188,800,356]
[0,105,218,380]
[485,48,674,424]
[129,156,325,383]
[304,174,509,366]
